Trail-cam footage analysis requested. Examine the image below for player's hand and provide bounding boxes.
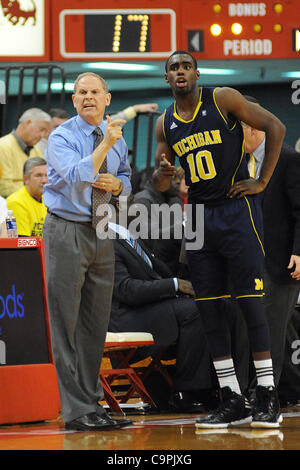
[227,178,265,199]
[288,255,300,280]
[101,115,126,148]
[177,279,195,297]
[157,154,177,178]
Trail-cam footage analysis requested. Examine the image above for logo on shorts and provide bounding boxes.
[254,278,264,290]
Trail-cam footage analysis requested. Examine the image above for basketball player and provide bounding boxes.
[153,50,286,428]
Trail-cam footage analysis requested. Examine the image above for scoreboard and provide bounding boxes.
[0,1,299,61]
[182,0,300,59]
[57,8,176,59]
[51,0,300,61]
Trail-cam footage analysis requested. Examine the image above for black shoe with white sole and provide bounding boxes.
[195,387,252,429]
[251,386,283,428]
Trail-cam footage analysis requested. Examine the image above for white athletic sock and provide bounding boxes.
[254,358,275,387]
[214,358,241,394]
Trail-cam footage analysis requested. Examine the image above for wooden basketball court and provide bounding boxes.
[0,405,300,452]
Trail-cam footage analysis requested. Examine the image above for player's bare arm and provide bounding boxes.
[215,87,286,198]
[152,114,177,191]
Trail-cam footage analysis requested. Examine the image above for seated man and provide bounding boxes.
[0,108,51,197]
[6,157,48,237]
[134,168,184,276]
[108,196,217,412]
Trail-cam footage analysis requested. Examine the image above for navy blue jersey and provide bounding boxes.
[163,86,249,203]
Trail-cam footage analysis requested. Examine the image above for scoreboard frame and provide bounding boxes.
[51,0,300,61]
[58,8,177,59]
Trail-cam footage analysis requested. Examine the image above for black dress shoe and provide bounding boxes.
[135,403,160,414]
[65,412,119,431]
[168,392,206,413]
[120,403,160,415]
[110,416,133,427]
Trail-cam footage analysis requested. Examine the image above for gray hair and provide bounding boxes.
[23,157,46,177]
[19,108,51,124]
[73,72,109,93]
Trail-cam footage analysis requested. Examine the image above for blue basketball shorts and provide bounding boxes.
[186,196,265,301]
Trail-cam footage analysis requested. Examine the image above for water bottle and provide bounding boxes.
[5,210,18,238]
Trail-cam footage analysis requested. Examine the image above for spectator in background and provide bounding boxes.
[108,196,217,412]
[0,195,8,237]
[0,108,50,198]
[278,294,300,406]
[134,167,184,276]
[295,137,300,153]
[36,108,71,155]
[6,157,48,237]
[49,108,71,129]
[242,96,300,401]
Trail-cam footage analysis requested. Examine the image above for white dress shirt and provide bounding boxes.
[251,137,265,178]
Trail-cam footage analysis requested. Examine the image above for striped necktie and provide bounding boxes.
[91,127,111,230]
[128,236,153,268]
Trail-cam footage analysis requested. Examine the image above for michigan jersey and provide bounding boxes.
[163,86,249,203]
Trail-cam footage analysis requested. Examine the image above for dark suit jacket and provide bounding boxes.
[109,235,199,367]
[109,232,221,402]
[263,143,300,284]
[110,238,177,320]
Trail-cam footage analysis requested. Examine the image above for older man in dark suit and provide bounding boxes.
[242,98,300,400]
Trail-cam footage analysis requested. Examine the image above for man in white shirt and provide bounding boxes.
[242,95,300,405]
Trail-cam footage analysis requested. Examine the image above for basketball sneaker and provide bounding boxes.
[195,387,252,429]
[251,385,283,428]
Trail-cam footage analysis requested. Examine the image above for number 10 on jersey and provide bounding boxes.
[186,150,217,182]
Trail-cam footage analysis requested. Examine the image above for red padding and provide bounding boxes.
[0,364,61,425]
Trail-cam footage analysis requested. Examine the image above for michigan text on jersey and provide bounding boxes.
[172,129,222,157]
